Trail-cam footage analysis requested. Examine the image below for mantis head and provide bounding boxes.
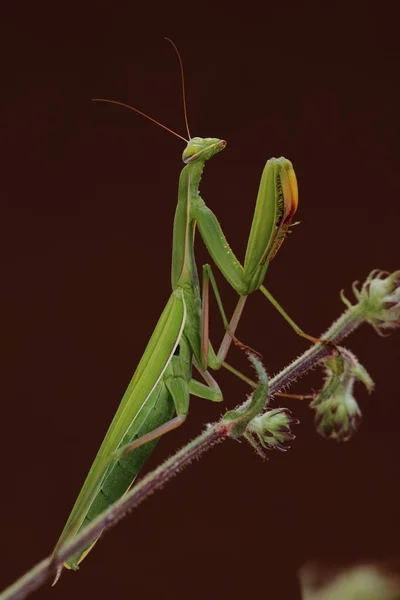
[182,137,227,164]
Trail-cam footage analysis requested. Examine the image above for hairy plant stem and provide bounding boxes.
[0,304,363,600]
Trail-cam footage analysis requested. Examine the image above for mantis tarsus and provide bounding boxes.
[53,40,313,575]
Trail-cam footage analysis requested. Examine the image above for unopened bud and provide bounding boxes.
[341,270,400,335]
[311,347,373,442]
[246,407,298,453]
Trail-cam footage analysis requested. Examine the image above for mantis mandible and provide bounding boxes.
[53,40,310,575]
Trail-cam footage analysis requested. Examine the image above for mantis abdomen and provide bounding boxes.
[65,380,175,568]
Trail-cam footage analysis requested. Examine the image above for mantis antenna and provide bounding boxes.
[164,37,192,140]
[91,98,188,143]
[92,38,192,143]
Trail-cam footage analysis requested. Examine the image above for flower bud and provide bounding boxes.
[342,270,400,335]
[245,407,298,454]
[311,347,373,442]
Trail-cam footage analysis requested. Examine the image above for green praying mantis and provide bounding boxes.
[53,40,316,576]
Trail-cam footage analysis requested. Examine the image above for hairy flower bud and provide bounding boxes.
[311,347,373,442]
[341,270,400,335]
[245,407,298,455]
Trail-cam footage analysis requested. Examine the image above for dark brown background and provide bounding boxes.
[1,2,399,599]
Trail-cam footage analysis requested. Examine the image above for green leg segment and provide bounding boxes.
[259,285,323,344]
[200,263,250,371]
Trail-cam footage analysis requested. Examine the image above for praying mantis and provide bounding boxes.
[53,40,313,575]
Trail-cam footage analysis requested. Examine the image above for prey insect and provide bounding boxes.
[53,40,309,576]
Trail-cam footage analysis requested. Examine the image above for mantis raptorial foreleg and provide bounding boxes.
[192,162,324,346]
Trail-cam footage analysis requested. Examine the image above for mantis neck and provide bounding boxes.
[185,160,206,199]
[170,160,206,290]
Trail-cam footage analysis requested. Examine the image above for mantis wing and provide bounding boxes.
[54,288,186,555]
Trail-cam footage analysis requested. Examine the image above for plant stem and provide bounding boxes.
[0,426,227,600]
[0,304,364,600]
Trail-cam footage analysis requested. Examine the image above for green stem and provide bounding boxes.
[0,304,365,600]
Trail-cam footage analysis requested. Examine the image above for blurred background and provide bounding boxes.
[1,2,399,598]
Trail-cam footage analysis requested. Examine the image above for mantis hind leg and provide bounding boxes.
[114,377,190,457]
[113,374,223,457]
[115,414,187,456]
